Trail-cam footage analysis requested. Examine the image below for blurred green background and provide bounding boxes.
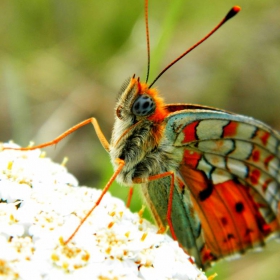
[1,0,280,279]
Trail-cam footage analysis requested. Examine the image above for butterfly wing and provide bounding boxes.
[150,105,280,268]
[141,176,206,267]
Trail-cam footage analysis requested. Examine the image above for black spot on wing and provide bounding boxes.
[235,202,245,213]
[221,217,228,226]
[198,179,214,201]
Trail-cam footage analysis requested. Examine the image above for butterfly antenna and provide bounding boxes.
[145,0,151,83]
[148,6,241,88]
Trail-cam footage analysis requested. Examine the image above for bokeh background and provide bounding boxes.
[1,0,280,279]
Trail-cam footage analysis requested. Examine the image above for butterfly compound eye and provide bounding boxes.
[132,94,155,116]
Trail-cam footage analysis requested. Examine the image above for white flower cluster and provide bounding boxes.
[0,142,207,280]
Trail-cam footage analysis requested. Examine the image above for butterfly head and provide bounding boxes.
[115,76,168,124]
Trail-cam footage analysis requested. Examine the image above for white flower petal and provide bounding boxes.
[0,143,207,280]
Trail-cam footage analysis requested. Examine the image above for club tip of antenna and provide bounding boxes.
[225,6,241,21]
[233,6,241,12]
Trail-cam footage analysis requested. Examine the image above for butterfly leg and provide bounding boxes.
[133,171,178,241]
[3,117,110,152]
[126,187,134,208]
[64,158,125,244]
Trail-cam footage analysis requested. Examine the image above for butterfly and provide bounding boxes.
[5,1,280,270]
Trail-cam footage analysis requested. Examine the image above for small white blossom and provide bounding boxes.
[0,142,208,280]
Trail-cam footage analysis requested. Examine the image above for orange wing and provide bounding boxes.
[166,108,280,266]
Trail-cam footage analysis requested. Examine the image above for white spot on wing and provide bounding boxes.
[266,136,278,153]
[197,157,213,178]
[227,158,248,179]
[270,199,278,213]
[234,123,256,139]
[266,181,280,200]
[267,156,279,177]
[204,154,226,169]
[196,120,228,140]
[211,168,233,184]
[197,139,234,155]
[229,141,253,160]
